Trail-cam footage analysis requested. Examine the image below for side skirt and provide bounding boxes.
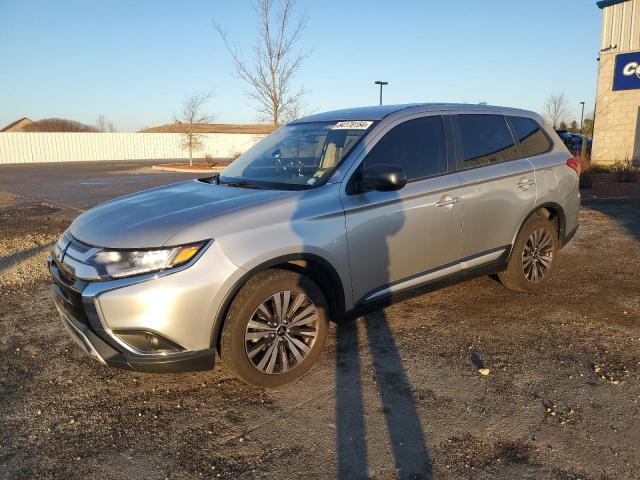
[339,249,510,322]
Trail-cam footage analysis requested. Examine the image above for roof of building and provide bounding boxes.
[596,0,630,9]
[0,117,35,132]
[291,103,539,123]
[140,123,277,134]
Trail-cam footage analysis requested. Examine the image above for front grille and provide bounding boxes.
[50,261,89,327]
[54,285,89,326]
[56,261,76,285]
[67,237,93,255]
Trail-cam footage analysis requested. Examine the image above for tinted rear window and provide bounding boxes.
[458,114,517,167]
[363,115,447,181]
[508,116,553,157]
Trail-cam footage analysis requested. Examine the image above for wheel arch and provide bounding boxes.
[508,202,566,261]
[209,253,346,351]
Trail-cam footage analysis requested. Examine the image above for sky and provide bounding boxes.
[0,0,603,132]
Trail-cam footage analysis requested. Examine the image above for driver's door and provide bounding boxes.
[340,115,462,304]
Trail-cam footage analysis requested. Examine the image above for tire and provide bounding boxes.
[498,214,559,293]
[220,268,329,387]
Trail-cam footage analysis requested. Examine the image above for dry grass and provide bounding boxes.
[612,157,637,183]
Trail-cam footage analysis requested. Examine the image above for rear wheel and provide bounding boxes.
[498,214,559,292]
[220,269,329,387]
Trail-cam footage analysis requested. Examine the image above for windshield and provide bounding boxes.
[219,121,373,189]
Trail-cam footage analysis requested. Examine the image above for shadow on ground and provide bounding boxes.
[336,312,433,479]
[0,242,53,274]
[582,198,640,242]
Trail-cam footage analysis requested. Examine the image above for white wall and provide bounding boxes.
[601,0,640,53]
[0,132,266,164]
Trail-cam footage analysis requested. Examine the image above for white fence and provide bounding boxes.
[0,132,267,164]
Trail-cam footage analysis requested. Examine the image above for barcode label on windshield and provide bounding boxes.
[333,121,373,130]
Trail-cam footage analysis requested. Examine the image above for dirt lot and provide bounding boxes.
[1,178,639,479]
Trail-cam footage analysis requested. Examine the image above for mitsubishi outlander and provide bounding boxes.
[49,104,580,387]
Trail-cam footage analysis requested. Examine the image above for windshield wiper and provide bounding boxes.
[219,179,267,190]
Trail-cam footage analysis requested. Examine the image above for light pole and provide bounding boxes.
[579,101,585,134]
[374,81,388,106]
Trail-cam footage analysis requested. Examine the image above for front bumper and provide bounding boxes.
[53,291,214,372]
[48,238,243,373]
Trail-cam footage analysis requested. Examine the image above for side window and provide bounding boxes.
[457,114,517,167]
[508,116,553,158]
[362,116,447,181]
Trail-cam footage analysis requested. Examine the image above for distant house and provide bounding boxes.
[1,117,36,132]
[140,123,277,135]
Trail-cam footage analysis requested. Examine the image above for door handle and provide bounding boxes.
[435,195,461,207]
[516,178,535,189]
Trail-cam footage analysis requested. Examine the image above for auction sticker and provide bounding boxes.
[333,121,373,130]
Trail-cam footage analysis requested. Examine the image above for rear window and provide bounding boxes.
[457,114,517,167]
[509,116,553,158]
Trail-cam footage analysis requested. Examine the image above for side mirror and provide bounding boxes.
[359,163,407,192]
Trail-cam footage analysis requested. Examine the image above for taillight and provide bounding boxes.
[567,156,581,175]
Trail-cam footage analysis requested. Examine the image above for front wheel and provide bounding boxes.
[220,269,329,387]
[498,214,559,293]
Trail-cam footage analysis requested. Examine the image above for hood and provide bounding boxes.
[70,180,290,248]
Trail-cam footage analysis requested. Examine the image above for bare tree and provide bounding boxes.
[174,93,215,166]
[214,0,308,126]
[582,116,594,137]
[96,115,107,132]
[96,115,117,132]
[569,120,579,133]
[543,93,569,129]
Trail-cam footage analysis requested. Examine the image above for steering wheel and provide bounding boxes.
[273,149,303,176]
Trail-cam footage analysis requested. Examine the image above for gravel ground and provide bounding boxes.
[0,187,639,479]
[0,161,200,210]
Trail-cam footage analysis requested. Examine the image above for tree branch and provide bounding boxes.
[214,0,308,125]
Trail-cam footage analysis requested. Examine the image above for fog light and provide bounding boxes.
[114,330,184,354]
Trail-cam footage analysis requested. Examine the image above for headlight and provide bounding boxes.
[88,242,206,279]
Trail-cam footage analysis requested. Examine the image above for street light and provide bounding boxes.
[578,101,588,162]
[374,81,388,106]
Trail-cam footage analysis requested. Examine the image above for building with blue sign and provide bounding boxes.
[593,0,640,163]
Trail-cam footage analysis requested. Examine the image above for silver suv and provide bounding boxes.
[49,104,580,387]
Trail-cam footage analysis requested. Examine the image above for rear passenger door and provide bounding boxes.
[507,115,558,195]
[453,114,536,259]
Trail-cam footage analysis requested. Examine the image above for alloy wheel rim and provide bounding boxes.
[522,227,554,282]
[244,290,319,375]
